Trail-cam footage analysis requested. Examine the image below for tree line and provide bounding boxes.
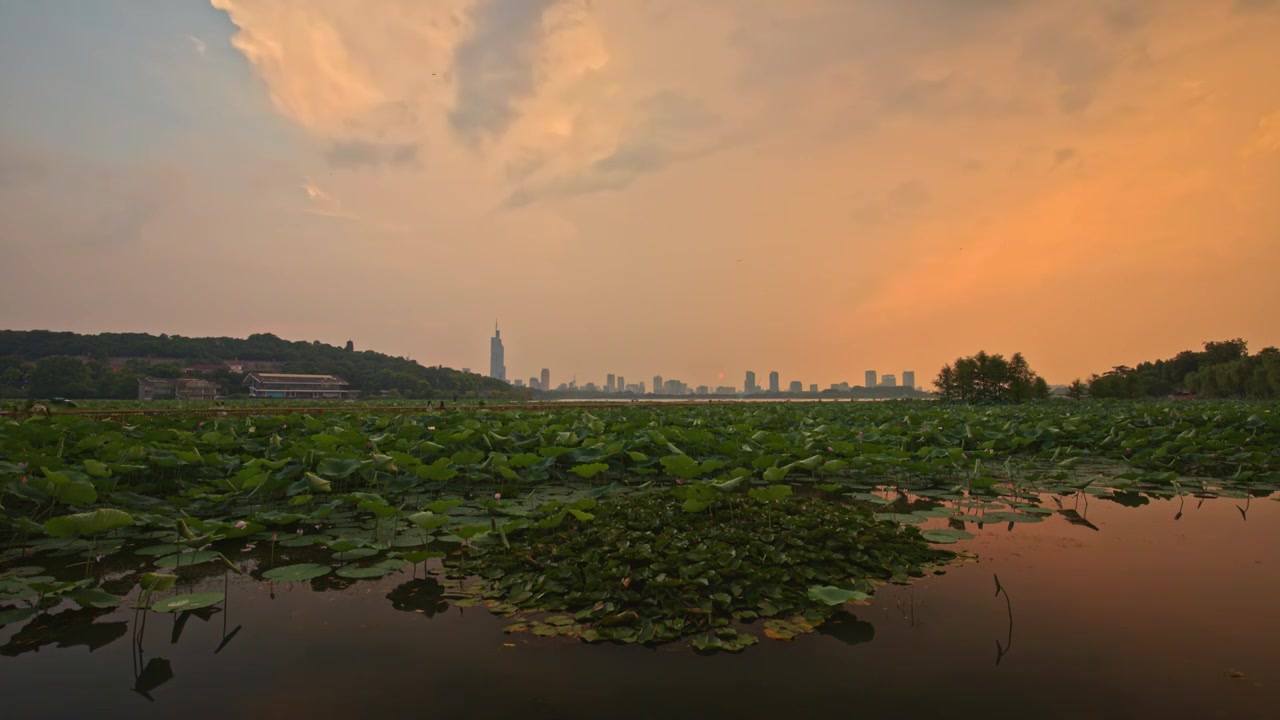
[1082,339,1280,399]
[0,330,525,401]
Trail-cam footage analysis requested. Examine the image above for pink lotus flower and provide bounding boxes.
[17,462,26,468]
[676,478,685,485]
[827,446,834,452]
[198,422,205,427]
[20,476,27,484]
[494,493,502,500]
[281,424,288,429]
[233,520,248,530]
[272,533,278,541]
[857,432,864,436]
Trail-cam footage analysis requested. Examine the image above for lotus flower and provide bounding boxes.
[233,520,248,529]
[827,446,834,452]
[494,493,502,500]
[427,426,436,431]
[19,476,27,484]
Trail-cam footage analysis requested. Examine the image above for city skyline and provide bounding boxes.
[488,326,923,392]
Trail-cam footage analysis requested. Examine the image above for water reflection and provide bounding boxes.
[815,611,875,646]
[993,574,1014,666]
[387,578,449,618]
[0,606,126,656]
[132,655,173,702]
[1,488,1277,719]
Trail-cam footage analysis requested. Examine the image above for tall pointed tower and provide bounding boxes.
[489,322,506,381]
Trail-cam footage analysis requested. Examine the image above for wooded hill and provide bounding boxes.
[0,330,523,400]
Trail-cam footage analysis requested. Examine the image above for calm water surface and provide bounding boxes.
[3,494,1277,719]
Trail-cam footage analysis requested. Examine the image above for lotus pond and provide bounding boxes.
[1,401,1277,718]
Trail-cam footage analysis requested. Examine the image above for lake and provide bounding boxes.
[3,490,1276,720]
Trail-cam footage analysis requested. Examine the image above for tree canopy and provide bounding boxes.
[933,351,1050,404]
[1085,338,1279,399]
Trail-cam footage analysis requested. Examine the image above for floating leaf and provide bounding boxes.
[151,592,225,613]
[807,586,871,606]
[262,563,331,582]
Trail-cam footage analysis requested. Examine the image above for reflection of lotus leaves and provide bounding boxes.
[0,607,128,656]
[816,612,876,646]
[133,657,175,701]
[1102,491,1150,507]
[387,578,449,618]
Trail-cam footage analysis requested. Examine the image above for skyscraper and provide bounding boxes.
[606,374,616,392]
[809,384,818,393]
[902,371,915,390]
[617,376,625,392]
[540,368,550,391]
[745,371,757,393]
[653,375,663,395]
[768,371,779,392]
[789,380,802,393]
[881,374,897,387]
[489,324,506,381]
[865,370,877,388]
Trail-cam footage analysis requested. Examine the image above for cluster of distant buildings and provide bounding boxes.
[486,325,919,396]
[131,345,359,401]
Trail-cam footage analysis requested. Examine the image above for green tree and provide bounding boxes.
[934,351,1048,404]
[28,356,94,398]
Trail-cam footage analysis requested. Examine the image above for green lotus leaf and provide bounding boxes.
[151,592,225,613]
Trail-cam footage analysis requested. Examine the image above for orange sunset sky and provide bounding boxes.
[2,0,1278,387]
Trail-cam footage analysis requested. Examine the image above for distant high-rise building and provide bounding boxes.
[529,377,539,390]
[809,384,818,393]
[653,375,663,395]
[540,368,550,392]
[789,380,802,393]
[715,386,735,395]
[489,324,506,381]
[865,370,877,388]
[639,381,646,394]
[617,376,625,392]
[744,371,757,393]
[606,374,616,392]
[768,371,780,392]
[462,368,471,374]
[902,371,915,390]
[881,374,897,387]
[345,340,354,352]
[696,385,710,395]
[514,379,524,388]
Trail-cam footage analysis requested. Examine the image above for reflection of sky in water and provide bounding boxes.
[2,495,1278,719]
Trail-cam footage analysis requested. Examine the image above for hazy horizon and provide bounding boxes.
[3,1,1278,388]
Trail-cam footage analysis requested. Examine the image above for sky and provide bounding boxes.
[2,0,1278,388]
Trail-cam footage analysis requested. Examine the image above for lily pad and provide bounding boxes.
[262,563,331,582]
[921,529,976,544]
[807,586,871,606]
[151,592,225,613]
